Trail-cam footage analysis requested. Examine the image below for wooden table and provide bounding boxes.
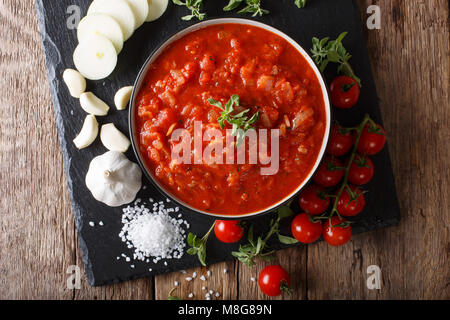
[0,0,448,300]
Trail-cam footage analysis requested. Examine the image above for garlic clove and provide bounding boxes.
[100,123,131,152]
[63,69,86,98]
[73,115,99,149]
[114,86,133,110]
[80,92,110,116]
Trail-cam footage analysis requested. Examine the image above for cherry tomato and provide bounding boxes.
[291,213,323,244]
[337,185,366,217]
[327,124,355,156]
[214,220,244,243]
[298,184,330,215]
[313,156,345,188]
[330,76,360,109]
[357,123,386,155]
[323,216,352,246]
[348,154,374,185]
[258,265,291,297]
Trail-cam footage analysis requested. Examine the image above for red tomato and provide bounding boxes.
[337,185,366,217]
[330,76,360,109]
[258,265,290,297]
[327,124,354,156]
[313,156,345,188]
[357,123,386,155]
[348,154,375,185]
[214,220,244,243]
[298,184,330,215]
[323,216,352,246]
[291,213,323,244]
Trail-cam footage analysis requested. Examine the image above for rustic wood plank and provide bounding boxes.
[306,0,449,299]
[0,0,76,299]
[154,261,237,300]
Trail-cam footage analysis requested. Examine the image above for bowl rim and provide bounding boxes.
[129,18,331,220]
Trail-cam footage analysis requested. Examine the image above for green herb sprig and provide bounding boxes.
[311,32,361,86]
[295,0,307,8]
[223,0,269,17]
[186,222,215,266]
[232,206,298,268]
[168,287,180,300]
[172,0,206,21]
[208,95,260,147]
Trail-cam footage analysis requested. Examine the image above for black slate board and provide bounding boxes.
[35,0,400,286]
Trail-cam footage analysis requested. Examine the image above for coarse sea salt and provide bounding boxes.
[119,201,187,263]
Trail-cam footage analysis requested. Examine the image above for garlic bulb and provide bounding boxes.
[86,151,142,207]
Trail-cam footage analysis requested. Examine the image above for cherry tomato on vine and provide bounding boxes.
[347,154,374,185]
[357,123,386,155]
[323,216,352,246]
[214,220,244,243]
[327,124,355,156]
[258,265,291,297]
[291,213,323,244]
[337,185,366,217]
[298,184,330,215]
[330,76,360,109]
[313,156,345,188]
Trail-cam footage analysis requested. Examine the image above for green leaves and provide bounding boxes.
[172,0,206,21]
[176,0,306,20]
[231,205,297,267]
[278,205,294,219]
[168,287,180,300]
[311,32,361,86]
[223,0,269,17]
[295,0,307,8]
[223,0,244,11]
[186,222,216,266]
[277,233,299,245]
[208,95,260,147]
[232,225,275,267]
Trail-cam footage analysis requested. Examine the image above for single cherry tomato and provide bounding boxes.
[357,123,386,155]
[348,154,375,185]
[327,124,355,156]
[291,213,323,244]
[330,76,360,109]
[258,265,291,297]
[323,216,352,246]
[313,156,345,188]
[298,184,330,215]
[337,185,366,217]
[214,220,244,243]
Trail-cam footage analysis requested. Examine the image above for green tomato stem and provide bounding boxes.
[329,114,371,220]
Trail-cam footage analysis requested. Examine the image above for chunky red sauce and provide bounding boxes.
[136,24,326,215]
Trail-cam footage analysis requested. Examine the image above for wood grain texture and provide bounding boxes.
[0,0,448,300]
[306,0,450,300]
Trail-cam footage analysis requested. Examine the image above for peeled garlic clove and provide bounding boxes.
[63,69,86,98]
[80,92,110,116]
[73,115,99,149]
[100,123,131,152]
[114,86,133,110]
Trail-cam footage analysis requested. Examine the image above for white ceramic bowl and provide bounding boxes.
[129,18,331,219]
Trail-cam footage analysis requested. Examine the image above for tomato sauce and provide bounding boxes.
[135,24,327,215]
